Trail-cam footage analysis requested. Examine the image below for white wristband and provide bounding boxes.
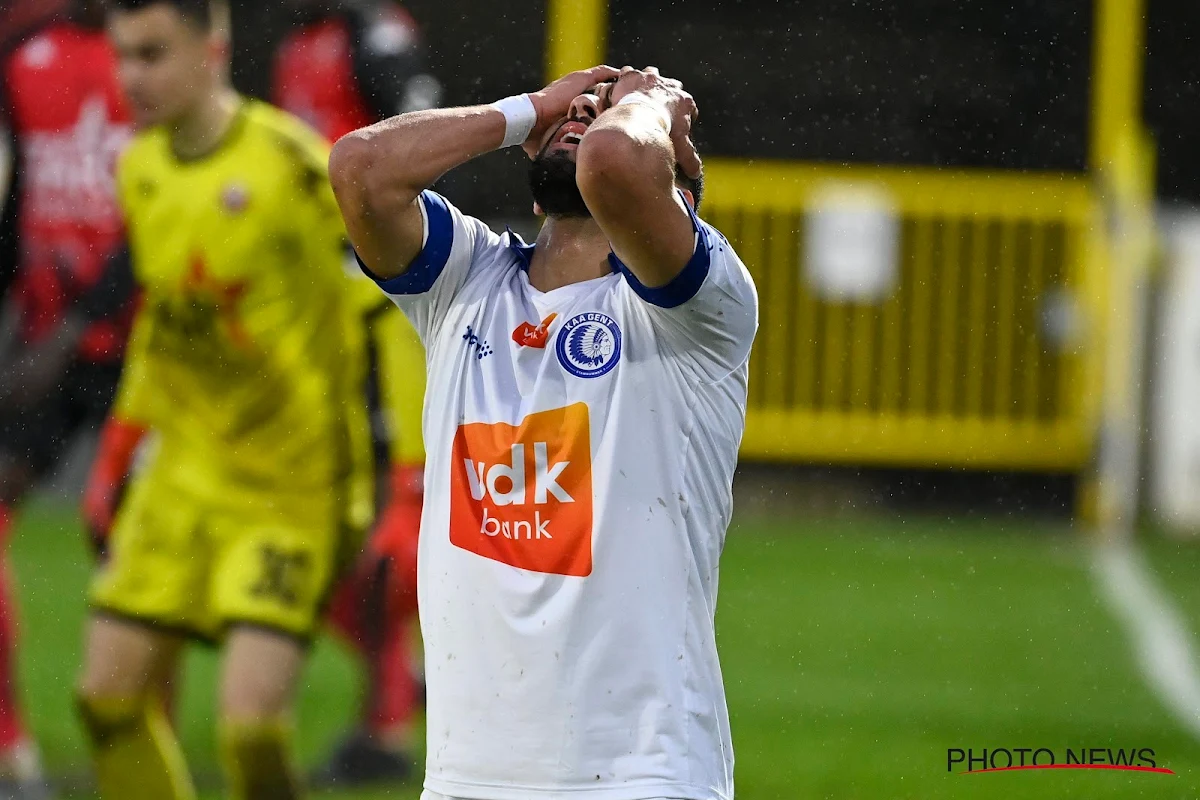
[491,94,538,149]
[616,93,672,133]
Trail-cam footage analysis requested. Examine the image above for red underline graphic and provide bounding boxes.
[965,764,1175,775]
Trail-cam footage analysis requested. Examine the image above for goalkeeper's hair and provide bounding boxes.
[109,0,215,31]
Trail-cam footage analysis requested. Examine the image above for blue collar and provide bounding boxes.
[505,227,537,271]
[505,227,620,275]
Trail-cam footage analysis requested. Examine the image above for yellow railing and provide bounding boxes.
[701,160,1105,469]
[545,0,607,83]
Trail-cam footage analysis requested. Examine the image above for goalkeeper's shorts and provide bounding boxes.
[90,466,354,643]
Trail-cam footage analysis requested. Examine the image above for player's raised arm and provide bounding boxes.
[575,67,704,289]
[328,64,620,279]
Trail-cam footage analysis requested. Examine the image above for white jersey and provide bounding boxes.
[365,190,758,800]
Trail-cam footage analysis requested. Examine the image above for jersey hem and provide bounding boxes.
[425,776,730,800]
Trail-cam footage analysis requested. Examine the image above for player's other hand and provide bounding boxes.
[608,66,702,180]
[523,64,621,158]
[81,418,147,559]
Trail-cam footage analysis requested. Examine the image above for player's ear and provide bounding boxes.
[207,1,231,74]
[533,201,545,217]
[211,0,231,54]
[207,33,230,68]
[679,188,695,210]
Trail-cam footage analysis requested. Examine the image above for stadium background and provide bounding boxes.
[8,0,1200,797]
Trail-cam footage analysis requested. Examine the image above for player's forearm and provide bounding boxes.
[576,104,695,287]
[577,105,676,211]
[330,106,504,218]
[329,106,506,277]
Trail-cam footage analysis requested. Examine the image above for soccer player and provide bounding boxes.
[331,63,758,800]
[273,0,438,781]
[0,0,132,793]
[75,1,373,798]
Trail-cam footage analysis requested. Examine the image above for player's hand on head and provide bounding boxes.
[523,64,621,158]
[609,66,702,180]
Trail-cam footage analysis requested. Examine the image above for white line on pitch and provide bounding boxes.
[1093,537,1200,741]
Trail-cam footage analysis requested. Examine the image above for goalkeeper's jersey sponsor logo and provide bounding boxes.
[449,403,592,576]
[147,253,252,362]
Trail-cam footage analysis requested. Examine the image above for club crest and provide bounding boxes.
[555,312,622,378]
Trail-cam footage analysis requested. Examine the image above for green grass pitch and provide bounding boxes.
[9,501,1200,799]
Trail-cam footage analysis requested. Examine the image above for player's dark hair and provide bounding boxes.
[109,0,212,30]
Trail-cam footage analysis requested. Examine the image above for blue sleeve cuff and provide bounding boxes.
[355,190,454,295]
[609,191,712,309]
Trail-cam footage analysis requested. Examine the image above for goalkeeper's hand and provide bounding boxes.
[82,418,148,559]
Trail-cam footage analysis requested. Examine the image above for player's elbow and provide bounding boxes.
[329,131,414,223]
[329,133,376,210]
[576,128,669,208]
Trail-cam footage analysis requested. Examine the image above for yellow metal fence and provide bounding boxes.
[703,160,1105,470]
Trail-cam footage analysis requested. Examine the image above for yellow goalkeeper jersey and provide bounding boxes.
[114,98,373,526]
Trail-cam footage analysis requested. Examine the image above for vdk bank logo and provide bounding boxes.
[449,403,593,576]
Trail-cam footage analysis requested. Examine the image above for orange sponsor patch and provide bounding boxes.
[512,312,558,349]
[449,403,593,576]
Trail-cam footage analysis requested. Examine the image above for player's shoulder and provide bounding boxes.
[7,22,64,68]
[425,190,507,263]
[370,189,508,301]
[116,127,170,185]
[10,21,107,70]
[242,98,320,140]
[239,99,332,189]
[242,100,330,162]
[2,23,61,91]
[698,215,755,291]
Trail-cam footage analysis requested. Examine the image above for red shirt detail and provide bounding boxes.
[4,22,132,360]
[272,7,421,143]
[274,17,375,143]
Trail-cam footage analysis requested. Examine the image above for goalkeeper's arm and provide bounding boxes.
[81,416,147,558]
[82,258,150,558]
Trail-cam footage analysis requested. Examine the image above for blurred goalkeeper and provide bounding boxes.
[74,1,374,798]
[273,0,440,785]
[0,0,131,794]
